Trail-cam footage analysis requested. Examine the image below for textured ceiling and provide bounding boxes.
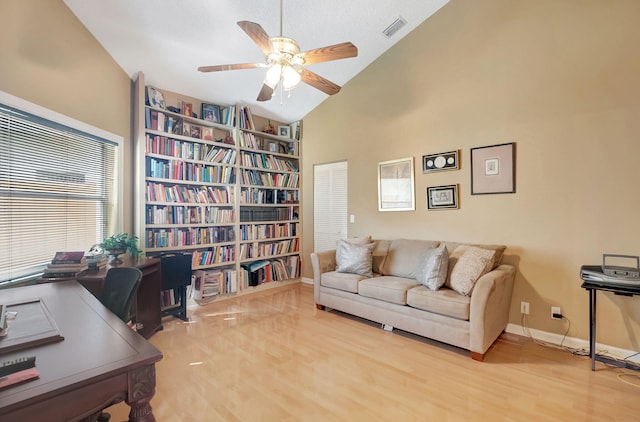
[64,0,449,122]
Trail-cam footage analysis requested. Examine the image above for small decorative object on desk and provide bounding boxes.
[93,233,143,264]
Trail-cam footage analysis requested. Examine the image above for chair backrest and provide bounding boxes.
[99,267,143,323]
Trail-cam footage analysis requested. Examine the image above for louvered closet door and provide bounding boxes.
[313,161,348,252]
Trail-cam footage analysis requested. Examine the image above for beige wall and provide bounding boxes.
[0,0,134,232]
[302,0,640,350]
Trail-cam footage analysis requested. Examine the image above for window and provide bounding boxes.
[0,92,122,284]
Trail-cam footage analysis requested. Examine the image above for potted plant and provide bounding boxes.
[93,233,143,264]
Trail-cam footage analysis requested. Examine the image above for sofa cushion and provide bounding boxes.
[415,244,449,290]
[407,285,471,320]
[336,240,376,277]
[442,241,506,270]
[380,239,440,279]
[321,271,367,293]
[358,276,419,305]
[447,246,496,296]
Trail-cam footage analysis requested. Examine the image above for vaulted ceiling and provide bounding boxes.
[64,0,449,122]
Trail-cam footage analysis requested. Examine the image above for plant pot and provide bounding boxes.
[105,248,128,264]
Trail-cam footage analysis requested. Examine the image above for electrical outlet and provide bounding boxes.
[551,306,562,320]
[520,301,530,315]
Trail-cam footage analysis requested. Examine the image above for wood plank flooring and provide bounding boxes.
[106,282,640,421]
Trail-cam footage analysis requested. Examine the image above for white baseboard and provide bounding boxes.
[301,277,313,285]
[505,323,640,363]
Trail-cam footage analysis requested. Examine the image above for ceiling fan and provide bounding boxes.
[197,1,358,102]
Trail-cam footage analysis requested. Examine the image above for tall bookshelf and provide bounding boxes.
[133,72,301,307]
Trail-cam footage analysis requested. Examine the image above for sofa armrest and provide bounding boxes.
[469,264,516,357]
[310,249,337,304]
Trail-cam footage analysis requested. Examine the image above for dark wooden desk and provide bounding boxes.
[76,257,163,339]
[0,281,163,421]
[580,266,640,371]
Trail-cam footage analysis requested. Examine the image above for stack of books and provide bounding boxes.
[42,251,88,280]
[85,254,107,271]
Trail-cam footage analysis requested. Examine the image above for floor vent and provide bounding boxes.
[382,16,407,38]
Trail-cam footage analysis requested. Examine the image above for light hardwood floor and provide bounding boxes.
[106,282,640,421]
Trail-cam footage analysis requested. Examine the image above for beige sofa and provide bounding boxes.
[311,239,516,361]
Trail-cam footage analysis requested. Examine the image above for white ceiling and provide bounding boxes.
[64,0,449,123]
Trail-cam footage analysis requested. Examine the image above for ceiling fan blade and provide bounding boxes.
[237,21,273,55]
[198,63,264,72]
[299,69,341,96]
[257,83,275,102]
[296,42,358,65]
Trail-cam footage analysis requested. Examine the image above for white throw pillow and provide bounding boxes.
[448,246,496,296]
[415,244,449,290]
[336,240,375,277]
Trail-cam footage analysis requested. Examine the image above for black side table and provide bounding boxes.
[580,265,640,371]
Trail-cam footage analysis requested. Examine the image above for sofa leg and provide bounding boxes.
[470,352,485,362]
[315,304,325,310]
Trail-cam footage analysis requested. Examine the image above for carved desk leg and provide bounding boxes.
[127,364,156,422]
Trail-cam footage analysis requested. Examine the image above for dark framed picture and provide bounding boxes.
[146,86,165,109]
[427,185,459,210]
[190,125,201,139]
[201,103,221,123]
[470,142,515,194]
[422,150,459,173]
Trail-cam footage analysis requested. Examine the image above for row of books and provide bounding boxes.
[239,186,299,205]
[239,255,300,288]
[145,134,236,164]
[238,105,254,130]
[239,207,299,223]
[145,157,235,184]
[191,246,236,268]
[238,169,299,188]
[145,226,235,248]
[239,151,299,172]
[146,204,235,225]
[239,222,299,241]
[191,268,237,302]
[238,238,299,260]
[146,109,235,139]
[146,182,234,205]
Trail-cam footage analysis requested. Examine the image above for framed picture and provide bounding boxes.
[181,101,193,117]
[427,185,459,210]
[147,86,165,109]
[202,126,213,141]
[201,103,221,123]
[470,142,515,194]
[422,150,459,173]
[182,122,191,137]
[190,125,201,139]
[278,125,290,138]
[378,157,415,211]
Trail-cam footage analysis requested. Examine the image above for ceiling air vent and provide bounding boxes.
[382,16,407,38]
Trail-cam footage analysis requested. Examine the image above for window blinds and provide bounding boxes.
[0,104,118,283]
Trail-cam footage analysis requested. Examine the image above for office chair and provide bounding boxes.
[95,267,143,422]
[98,267,143,323]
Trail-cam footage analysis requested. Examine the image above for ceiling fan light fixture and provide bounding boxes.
[282,66,301,90]
[265,64,282,88]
